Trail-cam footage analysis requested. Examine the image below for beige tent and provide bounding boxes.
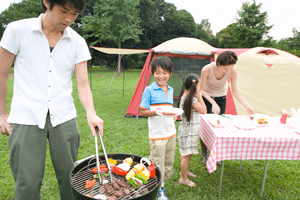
[233,47,300,117]
[153,37,215,53]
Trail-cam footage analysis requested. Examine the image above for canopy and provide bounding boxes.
[90,47,150,55]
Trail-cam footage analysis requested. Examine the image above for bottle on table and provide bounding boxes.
[280,110,288,124]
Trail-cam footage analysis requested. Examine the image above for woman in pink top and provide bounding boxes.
[200,51,255,166]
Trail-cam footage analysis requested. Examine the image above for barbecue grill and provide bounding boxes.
[69,132,161,200]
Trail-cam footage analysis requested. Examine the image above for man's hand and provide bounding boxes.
[0,114,11,136]
[87,113,104,137]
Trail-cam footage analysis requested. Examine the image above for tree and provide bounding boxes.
[217,0,273,48]
[81,0,143,74]
[0,0,42,38]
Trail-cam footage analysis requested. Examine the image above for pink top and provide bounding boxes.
[205,62,230,97]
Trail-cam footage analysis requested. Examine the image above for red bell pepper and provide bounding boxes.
[147,162,156,178]
[112,166,128,176]
[91,165,108,173]
[85,179,96,189]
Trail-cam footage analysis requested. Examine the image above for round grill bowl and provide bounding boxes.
[70,153,161,200]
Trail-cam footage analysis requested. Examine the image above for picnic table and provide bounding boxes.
[199,114,300,198]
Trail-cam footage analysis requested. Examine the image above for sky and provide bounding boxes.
[0,0,299,41]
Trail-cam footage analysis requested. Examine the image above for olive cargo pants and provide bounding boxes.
[8,114,80,200]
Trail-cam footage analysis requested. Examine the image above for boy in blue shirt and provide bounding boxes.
[140,56,176,200]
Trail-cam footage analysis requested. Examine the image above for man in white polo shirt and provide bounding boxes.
[0,0,103,199]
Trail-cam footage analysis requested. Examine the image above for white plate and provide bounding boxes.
[233,121,256,130]
[249,114,269,126]
[156,107,184,117]
[294,128,300,134]
[207,118,226,127]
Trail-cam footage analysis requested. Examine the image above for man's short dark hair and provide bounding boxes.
[151,56,173,74]
[41,0,86,12]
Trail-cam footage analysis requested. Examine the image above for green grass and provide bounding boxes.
[1,69,300,199]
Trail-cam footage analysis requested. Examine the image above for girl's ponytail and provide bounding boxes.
[182,74,199,122]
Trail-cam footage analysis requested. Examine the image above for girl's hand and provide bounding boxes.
[212,103,221,114]
[246,107,256,115]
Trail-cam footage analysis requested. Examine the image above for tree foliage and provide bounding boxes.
[217,0,273,48]
[2,0,299,68]
[0,0,42,38]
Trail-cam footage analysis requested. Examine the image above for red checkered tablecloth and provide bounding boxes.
[199,115,300,173]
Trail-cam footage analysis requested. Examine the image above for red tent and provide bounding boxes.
[125,38,250,117]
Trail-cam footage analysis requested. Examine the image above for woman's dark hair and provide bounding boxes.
[177,74,199,122]
[151,56,173,74]
[41,0,86,12]
[216,51,238,67]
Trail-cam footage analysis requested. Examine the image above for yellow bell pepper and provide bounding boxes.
[139,169,150,180]
[108,158,117,165]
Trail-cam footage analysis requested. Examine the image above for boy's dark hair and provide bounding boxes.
[177,74,199,122]
[41,0,86,12]
[151,56,173,74]
[216,51,238,67]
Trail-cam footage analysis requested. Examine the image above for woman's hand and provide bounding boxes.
[0,114,11,136]
[212,103,221,114]
[246,107,256,115]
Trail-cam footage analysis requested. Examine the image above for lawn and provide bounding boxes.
[0,69,299,200]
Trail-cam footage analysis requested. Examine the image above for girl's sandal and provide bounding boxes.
[179,172,197,178]
[179,177,196,187]
[187,172,196,177]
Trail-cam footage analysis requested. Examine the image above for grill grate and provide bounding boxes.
[71,158,159,199]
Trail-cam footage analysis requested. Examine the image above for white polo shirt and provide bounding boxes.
[0,14,91,129]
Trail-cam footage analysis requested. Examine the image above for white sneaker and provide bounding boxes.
[157,187,168,200]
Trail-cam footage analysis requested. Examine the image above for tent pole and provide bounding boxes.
[108,63,118,92]
[89,59,92,90]
[122,54,124,97]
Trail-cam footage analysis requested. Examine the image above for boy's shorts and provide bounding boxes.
[149,136,176,182]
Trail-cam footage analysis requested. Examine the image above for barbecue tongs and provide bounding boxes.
[95,127,113,184]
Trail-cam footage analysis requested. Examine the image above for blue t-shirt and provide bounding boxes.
[140,82,176,140]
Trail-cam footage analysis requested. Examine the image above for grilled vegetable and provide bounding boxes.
[112,166,128,176]
[85,179,96,189]
[135,174,148,184]
[123,157,133,165]
[133,164,144,172]
[125,170,136,180]
[91,166,108,173]
[116,163,130,172]
[93,174,107,179]
[128,177,139,188]
[147,162,156,178]
[108,158,117,165]
[132,177,143,187]
[139,169,150,180]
